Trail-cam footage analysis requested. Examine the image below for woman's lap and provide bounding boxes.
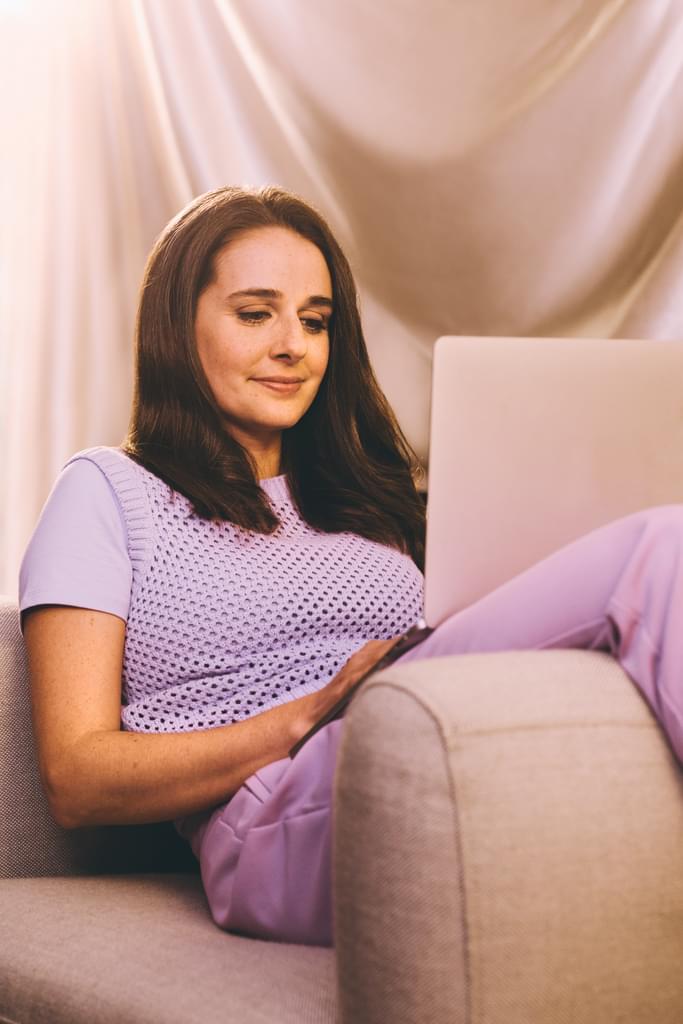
[188,503,683,945]
[188,716,344,947]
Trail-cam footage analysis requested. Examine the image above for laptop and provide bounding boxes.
[290,334,683,756]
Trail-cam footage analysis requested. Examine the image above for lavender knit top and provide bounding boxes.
[19,446,424,734]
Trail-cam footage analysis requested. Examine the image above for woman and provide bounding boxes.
[19,185,683,948]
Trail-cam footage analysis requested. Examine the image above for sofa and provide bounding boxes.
[2,592,683,1023]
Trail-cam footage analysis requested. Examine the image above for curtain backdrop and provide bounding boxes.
[2,0,683,596]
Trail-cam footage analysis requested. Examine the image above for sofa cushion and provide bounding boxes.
[0,873,337,1024]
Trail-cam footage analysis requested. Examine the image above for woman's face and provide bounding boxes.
[194,225,332,478]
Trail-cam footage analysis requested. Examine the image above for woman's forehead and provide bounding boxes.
[212,226,332,295]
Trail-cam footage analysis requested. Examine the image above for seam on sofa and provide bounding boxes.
[437,719,656,739]
[434,698,473,1024]
[357,681,473,1024]
[367,678,657,740]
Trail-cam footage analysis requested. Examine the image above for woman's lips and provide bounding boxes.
[254,380,303,393]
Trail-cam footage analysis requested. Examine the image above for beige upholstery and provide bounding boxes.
[1,874,337,1024]
[335,651,683,1022]
[2,595,682,1022]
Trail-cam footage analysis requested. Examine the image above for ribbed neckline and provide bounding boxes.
[259,474,290,500]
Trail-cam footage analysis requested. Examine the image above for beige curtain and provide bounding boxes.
[2,0,683,596]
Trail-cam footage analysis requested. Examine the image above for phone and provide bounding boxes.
[288,620,433,758]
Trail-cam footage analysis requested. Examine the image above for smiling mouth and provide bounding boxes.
[254,380,303,393]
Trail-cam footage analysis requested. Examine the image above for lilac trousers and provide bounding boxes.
[177,505,683,947]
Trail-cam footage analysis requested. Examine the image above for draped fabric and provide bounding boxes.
[2,0,682,596]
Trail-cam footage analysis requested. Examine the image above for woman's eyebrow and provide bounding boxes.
[227,288,333,309]
[305,295,334,310]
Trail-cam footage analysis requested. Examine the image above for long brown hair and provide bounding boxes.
[122,185,426,571]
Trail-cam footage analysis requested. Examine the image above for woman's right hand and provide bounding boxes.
[297,636,404,735]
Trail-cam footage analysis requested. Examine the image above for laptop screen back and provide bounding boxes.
[423,335,683,627]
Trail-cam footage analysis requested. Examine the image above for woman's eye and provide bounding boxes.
[237,311,270,324]
[301,317,328,334]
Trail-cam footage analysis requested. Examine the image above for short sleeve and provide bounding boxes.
[18,458,133,632]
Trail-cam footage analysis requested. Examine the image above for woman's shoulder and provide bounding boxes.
[31,444,153,546]
[56,445,157,555]
[63,445,157,506]
[64,444,140,482]
[37,448,126,516]
[19,449,137,627]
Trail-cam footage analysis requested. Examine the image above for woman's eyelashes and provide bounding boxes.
[237,310,270,324]
[236,310,328,333]
[301,317,328,334]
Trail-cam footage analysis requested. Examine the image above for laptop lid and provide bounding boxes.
[423,335,683,628]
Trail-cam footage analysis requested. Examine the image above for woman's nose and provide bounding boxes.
[275,314,307,356]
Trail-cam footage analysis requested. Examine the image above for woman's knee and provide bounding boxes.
[632,505,683,584]
[642,505,683,546]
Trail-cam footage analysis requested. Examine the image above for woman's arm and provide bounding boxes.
[25,605,399,829]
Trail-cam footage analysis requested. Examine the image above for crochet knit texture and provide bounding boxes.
[68,447,425,734]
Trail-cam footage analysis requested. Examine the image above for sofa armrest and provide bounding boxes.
[0,596,196,878]
[334,649,683,1024]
